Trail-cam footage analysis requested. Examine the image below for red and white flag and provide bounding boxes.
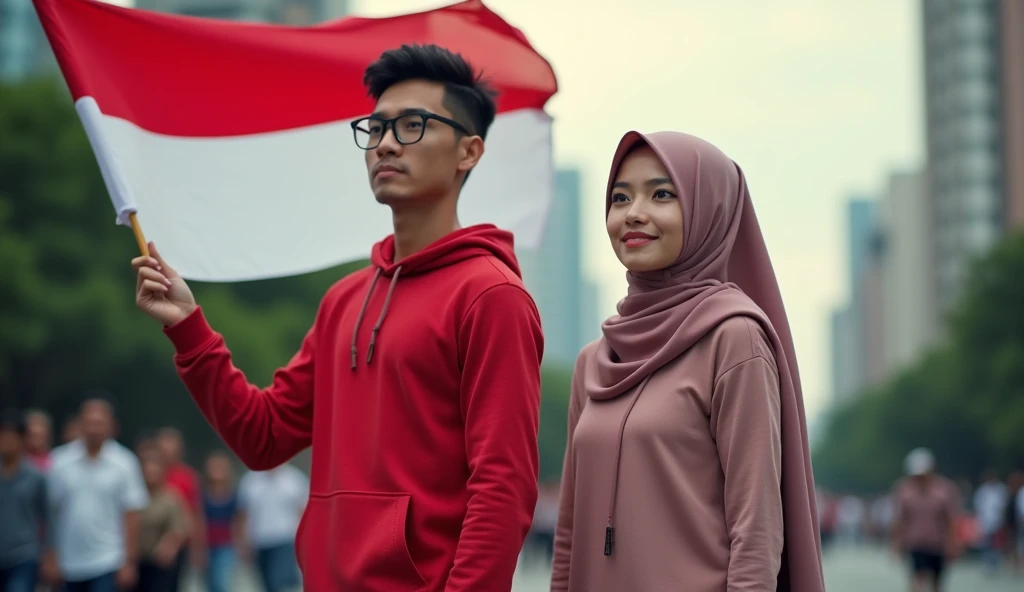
[33,0,558,281]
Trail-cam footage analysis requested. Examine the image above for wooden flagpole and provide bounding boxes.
[128,212,149,257]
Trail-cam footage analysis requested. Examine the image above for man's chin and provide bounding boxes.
[373,187,411,206]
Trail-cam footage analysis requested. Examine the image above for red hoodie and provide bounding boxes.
[163,225,544,591]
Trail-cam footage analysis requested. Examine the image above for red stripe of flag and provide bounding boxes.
[32,0,558,137]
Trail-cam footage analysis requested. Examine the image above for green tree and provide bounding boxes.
[538,365,572,482]
[812,231,1024,492]
[0,76,362,461]
[1,76,578,472]
[947,231,1024,469]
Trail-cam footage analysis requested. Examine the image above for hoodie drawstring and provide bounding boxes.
[367,265,402,365]
[350,266,403,370]
[605,373,653,556]
[350,268,382,370]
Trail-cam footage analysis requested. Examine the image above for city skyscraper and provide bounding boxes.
[0,0,351,83]
[135,0,348,24]
[518,168,602,367]
[877,170,936,374]
[1,0,52,81]
[829,307,858,406]
[829,198,878,403]
[921,0,1024,318]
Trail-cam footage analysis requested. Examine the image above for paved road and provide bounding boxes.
[815,545,1021,592]
[186,545,1023,591]
[511,545,1024,592]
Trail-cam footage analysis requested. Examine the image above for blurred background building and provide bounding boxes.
[829,0,1024,405]
[518,167,603,368]
[135,0,348,23]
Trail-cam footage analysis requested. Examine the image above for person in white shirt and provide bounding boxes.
[972,469,1008,574]
[837,495,866,546]
[237,463,308,592]
[47,397,148,592]
[1016,482,1024,570]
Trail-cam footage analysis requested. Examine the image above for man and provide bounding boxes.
[132,44,544,591]
[155,427,205,586]
[0,409,50,592]
[24,409,53,471]
[237,464,308,592]
[891,448,961,592]
[972,469,1008,574]
[48,397,148,591]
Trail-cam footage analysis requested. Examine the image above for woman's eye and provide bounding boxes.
[611,193,629,203]
[654,189,676,199]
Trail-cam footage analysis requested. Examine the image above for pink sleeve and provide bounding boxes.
[550,360,586,592]
[710,356,784,591]
[891,484,905,527]
[946,482,962,521]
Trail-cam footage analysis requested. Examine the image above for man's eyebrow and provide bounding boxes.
[369,107,431,118]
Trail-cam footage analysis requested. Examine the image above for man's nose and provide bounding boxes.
[375,123,403,157]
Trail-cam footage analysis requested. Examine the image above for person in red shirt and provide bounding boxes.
[23,409,52,472]
[156,428,201,511]
[155,427,205,586]
[131,44,544,592]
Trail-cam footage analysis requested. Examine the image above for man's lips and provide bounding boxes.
[373,164,404,179]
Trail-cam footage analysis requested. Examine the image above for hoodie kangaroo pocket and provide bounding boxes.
[296,490,428,591]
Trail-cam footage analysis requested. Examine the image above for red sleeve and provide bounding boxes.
[445,284,543,592]
[164,306,315,470]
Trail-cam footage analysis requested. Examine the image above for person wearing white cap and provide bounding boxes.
[890,448,962,592]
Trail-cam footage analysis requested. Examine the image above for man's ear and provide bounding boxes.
[456,135,485,175]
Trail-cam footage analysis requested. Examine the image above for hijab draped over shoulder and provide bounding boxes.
[582,131,825,591]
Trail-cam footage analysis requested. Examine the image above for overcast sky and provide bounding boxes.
[104,0,924,422]
[355,0,924,423]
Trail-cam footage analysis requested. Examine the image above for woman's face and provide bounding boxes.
[606,146,684,273]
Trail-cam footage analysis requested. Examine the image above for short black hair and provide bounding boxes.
[363,44,498,141]
[0,408,27,437]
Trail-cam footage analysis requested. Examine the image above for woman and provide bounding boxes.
[202,451,242,592]
[135,448,188,592]
[550,131,824,591]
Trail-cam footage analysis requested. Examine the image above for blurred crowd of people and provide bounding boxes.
[0,395,309,592]
[815,448,1024,591]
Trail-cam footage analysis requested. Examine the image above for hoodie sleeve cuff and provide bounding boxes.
[163,306,217,356]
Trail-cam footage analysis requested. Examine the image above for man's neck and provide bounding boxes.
[391,200,460,263]
[85,441,104,458]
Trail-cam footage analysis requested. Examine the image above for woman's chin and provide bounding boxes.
[620,253,675,274]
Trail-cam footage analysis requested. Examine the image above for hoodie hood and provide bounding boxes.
[370,224,521,278]
[352,224,521,369]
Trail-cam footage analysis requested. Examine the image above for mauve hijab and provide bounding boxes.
[583,130,825,591]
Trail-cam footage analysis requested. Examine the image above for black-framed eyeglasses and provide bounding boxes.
[350,112,470,150]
